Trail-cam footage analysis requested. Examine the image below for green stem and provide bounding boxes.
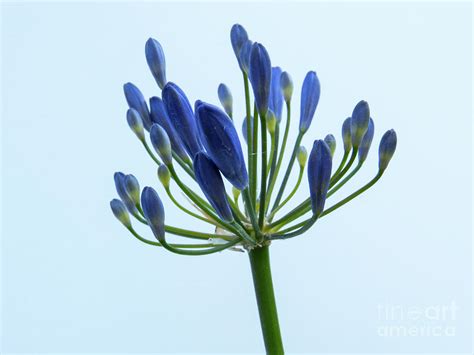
[258,111,267,228]
[251,104,259,204]
[269,167,304,220]
[165,187,216,226]
[328,162,362,197]
[127,227,215,248]
[330,148,357,186]
[142,140,162,166]
[331,149,349,179]
[248,245,284,354]
[242,187,260,236]
[243,73,253,192]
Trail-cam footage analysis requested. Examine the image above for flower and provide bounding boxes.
[358,118,374,163]
[324,134,336,157]
[249,43,271,116]
[238,40,253,74]
[124,174,140,206]
[150,96,189,162]
[230,24,249,59]
[242,116,253,144]
[123,82,153,131]
[157,165,171,188]
[266,110,277,134]
[280,71,293,103]
[299,71,321,133]
[307,140,332,216]
[341,117,352,152]
[218,83,233,118]
[126,108,145,142]
[141,186,165,241]
[162,82,203,157]
[110,199,131,228]
[378,129,397,171]
[150,124,172,165]
[350,100,370,148]
[195,102,248,190]
[113,172,138,214]
[193,152,234,222]
[145,38,167,89]
[269,67,283,122]
[297,146,308,168]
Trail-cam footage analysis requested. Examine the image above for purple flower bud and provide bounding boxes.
[126,108,145,141]
[141,187,165,241]
[123,82,152,131]
[307,140,332,216]
[230,24,249,60]
[324,134,336,157]
[269,67,283,122]
[351,100,370,147]
[114,172,138,214]
[238,40,253,74]
[124,174,140,206]
[150,96,189,162]
[110,199,131,228]
[280,71,293,103]
[299,71,321,133]
[249,43,271,116]
[150,124,172,165]
[145,38,167,89]
[217,83,233,117]
[157,165,171,188]
[162,82,203,158]
[193,152,234,222]
[378,129,397,171]
[195,102,248,190]
[358,118,374,163]
[341,117,352,152]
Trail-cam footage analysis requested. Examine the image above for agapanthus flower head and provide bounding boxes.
[269,67,283,122]
[230,24,249,59]
[350,100,370,148]
[157,165,171,188]
[162,82,203,158]
[218,83,233,118]
[280,71,293,103]
[299,71,321,133]
[307,140,332,216]
[193,152,234,222]
[195,102,248,190]
[110,199,131,228]
[145,38,167,89]
[249,42,272,116]
[126,108,145,142]
[358,118,374,163]
[378,129,397,172]
[324,134,336,157]
[149,96,189,162]
[342,117,352,152]
[124,174,140,206]
[150,123,172,165]
[141,187,165,241]
[113,172,139,214]
[123,82,153,131]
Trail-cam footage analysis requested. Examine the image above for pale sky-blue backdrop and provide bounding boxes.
[1,1,472,354]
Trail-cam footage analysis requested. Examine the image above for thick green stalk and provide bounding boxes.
[258,111,267,228]
[248,246,284,354]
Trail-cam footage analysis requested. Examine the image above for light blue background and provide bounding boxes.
[1,1,472,354]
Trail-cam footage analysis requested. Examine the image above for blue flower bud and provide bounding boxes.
[217,83,233,117]
[358,118,374,163]
[141,187,165,241]
[351,100,370,148]
[193,152,234,222]
[266,109,277,134]
[196,102,249,190]
[149,96,189,162]
[126,108,145,141]
[124,174,140,206]
[280,71,293,103]
[249,43,271,116]
[150,124,172,165]
[307,140,332,216]
[123,82,152,131]
[378,129,397,171]
[269,67,283,122]
[238,40,253,74]
[242,116,253,144]
[145,38,167,89]
[297,146,308,168]
[162,82,203,158]
[299,71,321,133]
[114,172,138,214]
[110,199,131,228]
[230,24,249,60]
[157,165,171,188]
[342,117,352,152]
[324,134,336,157]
